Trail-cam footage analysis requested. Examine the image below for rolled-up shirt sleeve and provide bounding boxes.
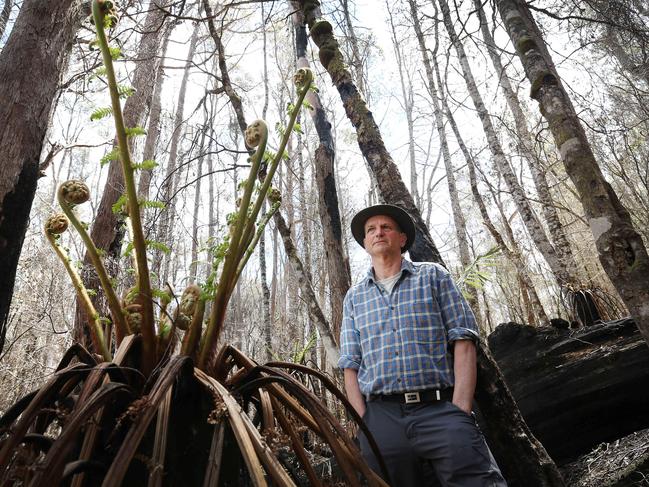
[338,292,361,370]
[433,265,481,345]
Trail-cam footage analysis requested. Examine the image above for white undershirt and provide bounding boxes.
[377,272,401,295]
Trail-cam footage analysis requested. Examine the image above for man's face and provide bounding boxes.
[363,215,407,258]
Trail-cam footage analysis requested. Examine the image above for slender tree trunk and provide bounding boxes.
[274,212,339,366]
[496,0,649,345]
[338,0,367,100]
[437,0,574,290]
[298,0,444,265]
[405,0,479,312]
[292,5,351,341]
[0,0,84,353]
[189,127,206,284]
[388,3,420,208]
[258,3,273,361]
[0,0,12,41]
[155,23,199,284]
[202,0,247,137]
[473,0,580,281]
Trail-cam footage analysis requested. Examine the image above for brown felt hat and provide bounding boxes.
[350,204,416,251]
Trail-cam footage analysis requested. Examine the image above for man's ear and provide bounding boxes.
[399,232,407,248]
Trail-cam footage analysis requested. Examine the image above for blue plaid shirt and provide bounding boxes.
[338,259,479,396]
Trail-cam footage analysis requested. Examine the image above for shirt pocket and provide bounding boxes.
[403,298,443,345]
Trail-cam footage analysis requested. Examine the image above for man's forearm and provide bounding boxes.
[452,340,477,414]
[344,368,366,417]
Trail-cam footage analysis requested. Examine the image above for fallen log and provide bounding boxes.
[488,318,649,464]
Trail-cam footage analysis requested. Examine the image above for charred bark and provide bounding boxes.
[475,345,566,486]
[292,6,351,341]
[489,319,649,464]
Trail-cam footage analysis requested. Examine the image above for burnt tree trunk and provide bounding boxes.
[475,345,566,486]
[495,0,649,345]
[0,0,84,354]
[292,5,351,341]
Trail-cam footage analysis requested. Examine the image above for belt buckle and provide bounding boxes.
[404,392,420,404]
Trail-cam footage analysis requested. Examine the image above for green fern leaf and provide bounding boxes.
[132,159,158,171]
[109,46,121,60]
[139,199,165,210]
[117,85,135,99]
[90,106,113,122]
[125,126,147,138]
[111,194,127,215]
[146,240,170,254]
[100,147,120,166]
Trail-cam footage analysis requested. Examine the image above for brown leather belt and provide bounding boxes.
[369,388,454,404]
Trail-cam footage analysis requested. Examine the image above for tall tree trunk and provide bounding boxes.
[495,0,649,345]
[297,0,444,265]
[155,23,199,285]
[75,0,169,348]
[292,5,351,341]
[0,0,83,354]
[259,3,272,361]
[437,0,574,290]
[189,126,206,284]
[387,3,420,208]
[138,22,173,202]
[473,0,580,281]
[404,0,479,312]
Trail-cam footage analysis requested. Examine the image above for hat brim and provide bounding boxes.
[351,204,416,252]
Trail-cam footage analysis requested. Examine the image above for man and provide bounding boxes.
[339,204,506,486]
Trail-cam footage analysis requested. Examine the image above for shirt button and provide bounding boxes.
[392,328,396,332]
[397,378,402,383]
[390,305,395,310]
[395,351,399,356]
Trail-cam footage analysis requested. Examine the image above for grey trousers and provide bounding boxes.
[358,400,507,487]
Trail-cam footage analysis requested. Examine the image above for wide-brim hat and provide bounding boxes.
[350,204,416,251]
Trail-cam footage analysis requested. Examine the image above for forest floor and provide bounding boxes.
[562,428,649,486]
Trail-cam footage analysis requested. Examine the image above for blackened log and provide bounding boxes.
[489,318,649,464]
